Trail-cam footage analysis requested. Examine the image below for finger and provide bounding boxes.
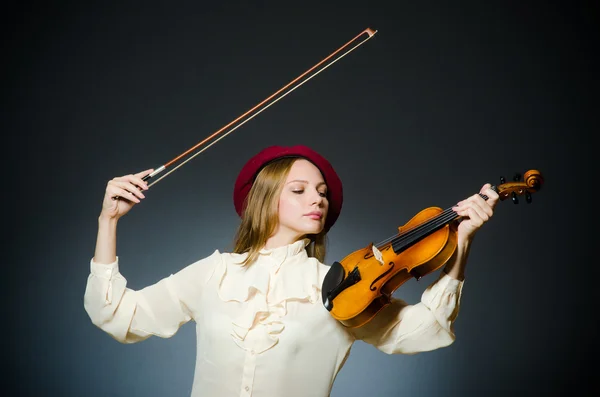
[480,183,492,192]
[105,184,123,202]
[113,187,141,203]
[471,189,496,213]
[455,195,490,220]
[464,207,485,228]
[114,173,148,192]
[474,189,498,214]
[455,192,485,211]
[112,171,150,188]
[468,198,493,223]
[105,184,135,203]
[124,176,149,193]
[121,173,149,190]
[479,182,495,197]
[133,169,154,188]
[134,169,154,188]
[135,168,154,178]
[108,179,145,200]
[484,187,499,206]
[116,180,146,199]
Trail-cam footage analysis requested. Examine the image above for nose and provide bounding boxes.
[311,190,324,207]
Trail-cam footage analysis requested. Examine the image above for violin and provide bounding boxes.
[322,170,544,328]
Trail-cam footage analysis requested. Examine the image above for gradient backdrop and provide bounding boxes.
[6,1,596,396]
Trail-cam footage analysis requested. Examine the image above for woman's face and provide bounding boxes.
[274,159,329,243]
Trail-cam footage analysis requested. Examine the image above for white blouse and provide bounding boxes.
[84,238,464,397]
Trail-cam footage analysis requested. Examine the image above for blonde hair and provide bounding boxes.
[233,157,327,265]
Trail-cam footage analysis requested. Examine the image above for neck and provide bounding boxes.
[264,232,305,250]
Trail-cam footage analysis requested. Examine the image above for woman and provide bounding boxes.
[84,144,499,397]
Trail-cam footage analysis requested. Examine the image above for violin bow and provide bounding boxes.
[142,27,378,187]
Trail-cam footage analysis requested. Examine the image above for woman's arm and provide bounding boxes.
[443,183,499,281]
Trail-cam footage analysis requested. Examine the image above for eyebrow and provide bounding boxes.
[287,179,327,187]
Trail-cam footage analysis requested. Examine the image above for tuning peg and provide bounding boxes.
[511,191,519,204]
[513,173,521,182]
[500,176,506,184]
[526,191,532,203]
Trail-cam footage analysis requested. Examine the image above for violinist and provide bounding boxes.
[84,144,499,397]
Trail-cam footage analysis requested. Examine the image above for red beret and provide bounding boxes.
[233,145,343,232]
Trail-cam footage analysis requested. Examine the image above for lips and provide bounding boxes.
[305,211,323,220]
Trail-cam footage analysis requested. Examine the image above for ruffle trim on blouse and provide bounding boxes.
[213,239,322,354]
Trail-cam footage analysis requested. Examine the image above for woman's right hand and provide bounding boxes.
[99,169,153,221]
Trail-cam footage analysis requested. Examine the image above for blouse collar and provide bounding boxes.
[258,238,311,257]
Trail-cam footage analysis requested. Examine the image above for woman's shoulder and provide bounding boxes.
[188,249,247,265]
[174,249,225,275]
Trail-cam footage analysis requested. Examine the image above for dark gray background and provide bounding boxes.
[6,1,596,396]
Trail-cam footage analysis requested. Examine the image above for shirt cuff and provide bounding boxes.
[437,271,464,294]
[90,256,120,279]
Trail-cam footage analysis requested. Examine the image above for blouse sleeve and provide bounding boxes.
[83,250,222,344]
[349,271,464,355]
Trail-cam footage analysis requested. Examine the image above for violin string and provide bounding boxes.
[375,208,457,249]
[375,192,490,250]
[391,210,457,247]
[374,208,446,247]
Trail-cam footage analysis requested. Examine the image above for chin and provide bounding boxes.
[289,221,324,237]
[303,225,324,235]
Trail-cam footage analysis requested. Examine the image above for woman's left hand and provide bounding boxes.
[452,183,499,243]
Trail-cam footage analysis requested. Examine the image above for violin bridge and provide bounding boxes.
[371,244,384,265]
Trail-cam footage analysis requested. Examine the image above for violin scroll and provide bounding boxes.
[494,169,543,204]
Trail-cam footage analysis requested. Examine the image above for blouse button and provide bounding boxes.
[245,386,250,392]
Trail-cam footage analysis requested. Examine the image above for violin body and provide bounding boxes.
[322,207,458,328]
[322,169,544,328]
